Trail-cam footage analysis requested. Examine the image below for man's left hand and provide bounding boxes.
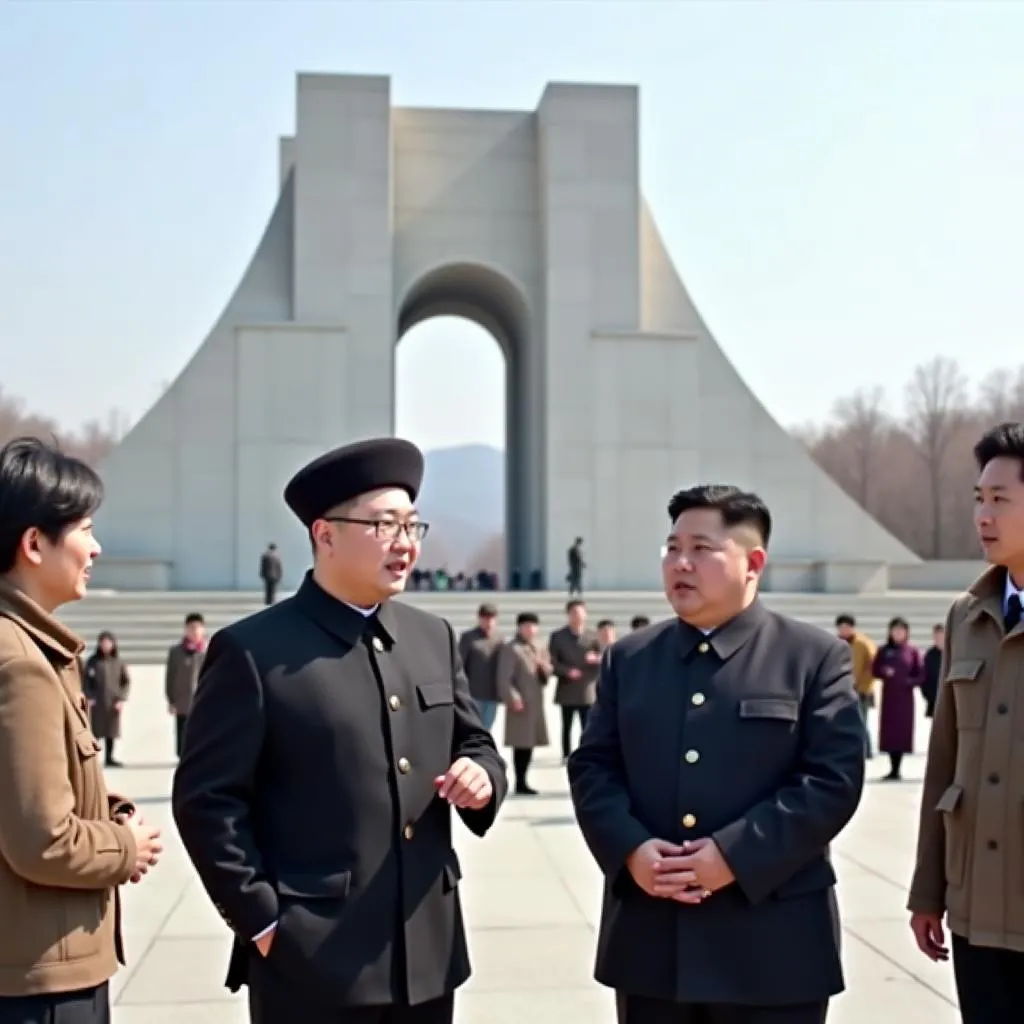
[434,758,493,810]
[652,837,735,903]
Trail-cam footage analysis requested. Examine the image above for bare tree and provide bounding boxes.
[904,357,969,558]
[977,366,1024,424]
[0,386,129,469]
[830,386,890,513]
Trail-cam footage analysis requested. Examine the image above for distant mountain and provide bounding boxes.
[418,445,504,571]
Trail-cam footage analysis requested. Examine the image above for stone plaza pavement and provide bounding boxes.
[105,668,960,1023]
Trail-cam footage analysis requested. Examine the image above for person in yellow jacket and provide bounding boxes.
[835,613,878,758]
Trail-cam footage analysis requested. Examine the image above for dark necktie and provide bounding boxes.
[1006,593,1022,633]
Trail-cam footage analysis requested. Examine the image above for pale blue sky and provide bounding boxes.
[1,0,1021,452]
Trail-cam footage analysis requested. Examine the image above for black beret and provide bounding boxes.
[284,438,424,527]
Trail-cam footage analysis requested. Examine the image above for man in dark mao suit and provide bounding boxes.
[568,485,865,1024]
[171,438,508,1024]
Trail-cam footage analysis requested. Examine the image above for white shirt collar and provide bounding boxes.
[1005,573,1023,615]
[343,600,378,618]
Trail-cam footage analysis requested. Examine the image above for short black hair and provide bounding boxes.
[0,436,103,574]
[667,485,772,547]
[933,622,944,632]
[566,599,585,613]
[185,613,205,625]
[630,615,650,630]
[974,422,1024,479]
[597,619,614,630]
[835,614,856,628]
[516,611,539,626]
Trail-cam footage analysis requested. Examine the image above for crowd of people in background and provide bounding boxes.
[834,613,944,780]
[1,420,1023,1024]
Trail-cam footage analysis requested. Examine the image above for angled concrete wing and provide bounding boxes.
[94,73,917,591]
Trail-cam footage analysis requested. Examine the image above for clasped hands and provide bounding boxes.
[627,836,734,904]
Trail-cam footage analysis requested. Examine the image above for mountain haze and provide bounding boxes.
[418,444,504,571]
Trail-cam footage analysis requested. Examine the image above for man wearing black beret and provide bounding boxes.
[171,437,508,1024]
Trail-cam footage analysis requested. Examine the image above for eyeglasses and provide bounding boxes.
[322,516,430,542]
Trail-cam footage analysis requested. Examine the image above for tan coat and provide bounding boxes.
[848,631,878,696]
[908,565,1024,951]
[496,638,550,750]
[0,579,138,996]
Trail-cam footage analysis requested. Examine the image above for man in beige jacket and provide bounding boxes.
[908,423,1024,1023]
[0,437,162,1024]
[834,614,877,757]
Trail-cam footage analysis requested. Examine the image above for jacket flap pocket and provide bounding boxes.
[417,682,454,708]
[739,697,799,721]
[947,659,983,682]
[935,784,963,813]
[276,870,351,899]
[74,730,100,759]
[773,858,837,899]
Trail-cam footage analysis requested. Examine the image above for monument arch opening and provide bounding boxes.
[396,262,535,588]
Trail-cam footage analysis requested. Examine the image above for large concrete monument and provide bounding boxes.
[95,73,917,591]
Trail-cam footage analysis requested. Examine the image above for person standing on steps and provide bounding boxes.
[566,537,585,597]
[259,543,283,605]
[172,437,507,1024]
[0,437,163,1024]
[549,599,600,763]
[164,612,206,759]
[908,422,1024,1024]
[496,612,551,796]
[83,631,130,768]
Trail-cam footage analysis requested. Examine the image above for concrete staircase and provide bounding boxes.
[58,587,964,664]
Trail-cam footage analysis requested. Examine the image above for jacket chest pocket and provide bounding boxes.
[737,697,800,755]
[947,660,986,730]
[72,730,102,815]
[417,682,454,712]
[738,697,800,727]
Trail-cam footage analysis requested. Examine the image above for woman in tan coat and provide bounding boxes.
[496,611,551,795]
[0,437,162,1024]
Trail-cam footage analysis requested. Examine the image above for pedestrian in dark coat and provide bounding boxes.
[83,630,130,766]
[171,437,507,1024]
[872,616,924,780]
[921,623,944,718]
[568,484,865,1024]
[549,600,600,760]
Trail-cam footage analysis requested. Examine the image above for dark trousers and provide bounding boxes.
[175,713,188,757]
[561,704,590,758]
[953,933,1024,1023]
[617,993,827,1024]
[249,982,453,1024]
[264,580,278,605]
[856,693,873,757]
[513,747,533,789]
[103,737,116,764]
[0,983,109,1024]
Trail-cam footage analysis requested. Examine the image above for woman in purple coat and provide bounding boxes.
[871,616,924,780]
